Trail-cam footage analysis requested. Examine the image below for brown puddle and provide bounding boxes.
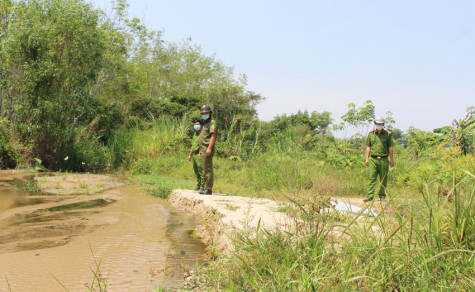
[0,172,206,291]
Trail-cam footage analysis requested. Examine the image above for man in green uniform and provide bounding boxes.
[188,119,204,192]
[198,105,217,195]
[364,117,395,202]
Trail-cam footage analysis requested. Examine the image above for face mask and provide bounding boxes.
[194,125,201,131]
[375,125,384,130]
[201,114,210,120]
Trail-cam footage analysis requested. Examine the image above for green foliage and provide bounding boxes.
[0,0,263,170]
[134,174,193,199]
[56,131,111,172]
[198,169,474,291]
[2,0,107,169]
[390,127,404,141]
[384,110,396,129]
[129,96,188,120]
[405,127,442,158]
[257,110,334,155]
[287,109,333,134]
[0,118,16,168]
[341,100,375,133]
[434,107,474,155]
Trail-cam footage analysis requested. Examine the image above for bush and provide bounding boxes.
[0,119,17,169]
[56,132,111,172]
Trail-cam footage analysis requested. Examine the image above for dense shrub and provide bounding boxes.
[0,119,17,169]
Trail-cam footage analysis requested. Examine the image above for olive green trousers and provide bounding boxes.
[191,154,204,190]
[367,156,389,198]
[201,152,214,191]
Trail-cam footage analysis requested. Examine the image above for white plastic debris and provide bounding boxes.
[331,200,378,216]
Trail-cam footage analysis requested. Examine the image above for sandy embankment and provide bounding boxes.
[169,190,384,255]
[34,173,128,195]
[169,189,295,253]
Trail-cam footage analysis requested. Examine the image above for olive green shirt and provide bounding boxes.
[199,119,217,153]
[192,133,200,154]
[366,130,394,157]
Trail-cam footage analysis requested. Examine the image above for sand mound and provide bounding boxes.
[169,189,294,253]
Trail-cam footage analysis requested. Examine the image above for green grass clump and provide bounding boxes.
[133,174,193,199]
[224,204,239,211]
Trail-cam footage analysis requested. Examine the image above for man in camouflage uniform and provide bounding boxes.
[364,117,395,202]
[188,119,204,192]
[198,105,217,195]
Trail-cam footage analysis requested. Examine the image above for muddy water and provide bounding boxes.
[0,173,206,291]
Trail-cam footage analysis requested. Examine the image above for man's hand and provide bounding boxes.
[206,148,212,156]
[365,146,371,167]
[187,154,191,162]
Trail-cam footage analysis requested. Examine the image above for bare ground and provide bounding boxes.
[168,189,296,253]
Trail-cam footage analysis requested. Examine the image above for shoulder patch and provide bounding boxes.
[211,124,216,130]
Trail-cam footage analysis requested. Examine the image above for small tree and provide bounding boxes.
[341,100,375,136]
[434,107,475,155]
[384,111,396,130]
[406,127,442,158]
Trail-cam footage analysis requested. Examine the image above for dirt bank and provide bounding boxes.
[169,189,295,253]
[168,190,388,254]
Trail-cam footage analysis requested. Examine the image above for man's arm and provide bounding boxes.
[188,146,193,161]
[366,146,371,166]
[389,147,394,167]
[206,133,217,156]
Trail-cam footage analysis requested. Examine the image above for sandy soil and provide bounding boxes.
[34,173,128,195]
[169,189,296,253]
[168,190,390,254]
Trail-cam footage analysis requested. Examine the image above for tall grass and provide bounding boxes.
[126,115,190,159]
[193,172,474,291]
[114,116,446,202]
[104,116,371,199]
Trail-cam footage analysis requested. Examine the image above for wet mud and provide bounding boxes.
[0,172,206,291]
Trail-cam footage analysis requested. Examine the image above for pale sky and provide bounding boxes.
[90,0,474,133]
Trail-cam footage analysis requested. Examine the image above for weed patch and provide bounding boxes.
[134,174,193,199]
